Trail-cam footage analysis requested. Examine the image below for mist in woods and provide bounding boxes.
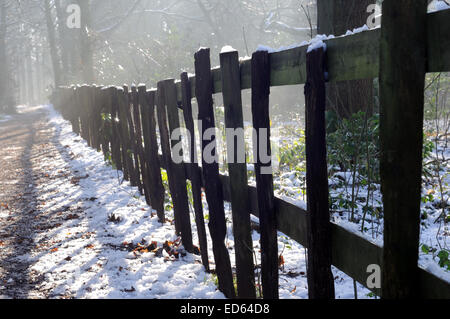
[0,0,323,118]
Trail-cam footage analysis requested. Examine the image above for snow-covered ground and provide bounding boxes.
[273,121,450,285]
[0,105,378,299]
[2,104,447,299]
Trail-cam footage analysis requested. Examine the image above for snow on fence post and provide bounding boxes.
[162,79,194,253]
[180,72,210,271]
[304,46,335,299]
[194,48,236,299]
[139,87,166,223]
[219,49,256,299]
[380,0,428,299]
[251,50,279,299]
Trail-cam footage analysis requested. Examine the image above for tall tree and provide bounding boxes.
[77,0,95,84]
[0,2,15,113]
[44,0,62,87]
[317,0,374,118]
[55,0,70,85]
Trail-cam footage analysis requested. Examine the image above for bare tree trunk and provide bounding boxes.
[45,0,62,88]
[55,0,70,84]
[317,0,374,118]
[0,3,10,111]
[25,48,35,106]
[77,0,95,84]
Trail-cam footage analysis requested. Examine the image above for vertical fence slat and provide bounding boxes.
[87,86,95,147]
[220,50,256,299]
[69,87,80,135]
[80,86,91,143]
[99,87,110,159]
[117,87,132,181]
[89,86,100,150]
[156,80,194,252]
[180,72,210,272]
[109,87,123,171]
[195,48,235,299]
[74,86,82,136]
[125,86,141,190]
[130,86,144,194]
[139,87,166,222]
[132,86,148,201]
[251,50,279,299]
[94,86,103,152]
[163,79,194,253]
[380,0,427,299]
[157,81,180,232]
[304,47,335,299]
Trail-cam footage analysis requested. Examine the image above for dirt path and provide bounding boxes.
[0,106,74,298]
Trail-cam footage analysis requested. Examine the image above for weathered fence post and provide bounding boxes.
[73,86,81,136]
[93,86,104,152]
[251,50,279,299]
[156,80,193,251]
[99,87,111,159]
[304,46,335,299]
[195,48,235,299]
[69,87,80,135]
[221,49,256,299]
[380,0,428,299]
[89,86,100,151]
[131,85,145,195]
[117,87,133,181]
[134,87,151,205]
[180,72,210,271]
[139,87,166,223]
[79,85,91,143]
[124,85,142,191]
[163,79,194,253]
[108,87,122,171]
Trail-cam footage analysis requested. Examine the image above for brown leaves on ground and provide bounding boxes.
[70,174,89,185]
[65,214,80,221]
[121,237,187,261]
[122,240,158,254]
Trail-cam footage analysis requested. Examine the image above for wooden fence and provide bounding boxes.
[52,7,450,299]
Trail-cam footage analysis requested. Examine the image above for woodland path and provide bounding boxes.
[0,106,75,298]
[0,105,224,300]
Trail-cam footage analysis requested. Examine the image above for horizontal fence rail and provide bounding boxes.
[175,9,450,103]
[52,8,450,299]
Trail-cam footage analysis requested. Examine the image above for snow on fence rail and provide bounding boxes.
[52,7,450,299]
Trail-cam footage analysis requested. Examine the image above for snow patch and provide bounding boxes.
[220,45,236,54]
